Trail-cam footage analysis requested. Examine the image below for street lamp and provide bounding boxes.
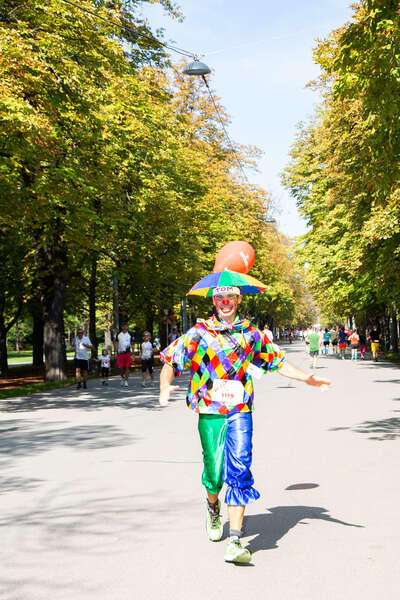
[183,60,211,76]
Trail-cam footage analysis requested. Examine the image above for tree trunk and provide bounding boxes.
[0,314,8,376]
[15,321,20,352]
[390,302,398,353]
[89,255,98,360]
[145,306,154,336]
[104,327,112,350]
[40,242,67,381]
[382,307,390,352]
[30,301,44,368]
[0,294,23,376]
[112,271,119,342]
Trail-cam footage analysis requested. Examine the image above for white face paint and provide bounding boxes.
[212,293,242,323]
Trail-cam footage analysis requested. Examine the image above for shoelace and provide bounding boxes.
[208,510,220,527]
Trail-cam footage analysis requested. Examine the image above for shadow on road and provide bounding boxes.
[330,415,400,441]
[0,418,135,464]
[353,417,400,440]
[0,374,189,414]
[243,505,363,554]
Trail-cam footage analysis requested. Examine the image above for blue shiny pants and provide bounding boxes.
[198,411,260,506]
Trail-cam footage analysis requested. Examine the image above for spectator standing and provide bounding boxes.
[140,331,156,387]
[349,329,360,361]
[368,326,381,362]
[359,331,366,359]
[72,328,92,389]
[338,327,347,360]
[306,327,321,369]
[116,323,134,387]
[100,349,110,385]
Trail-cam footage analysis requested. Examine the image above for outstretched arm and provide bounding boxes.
[159,363,180,406]
[279,360,331,389]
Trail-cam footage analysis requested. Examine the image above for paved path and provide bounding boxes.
[1,344,399,599]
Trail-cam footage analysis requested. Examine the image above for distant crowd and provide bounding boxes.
[303,325,382,368]
[70,324,181,390]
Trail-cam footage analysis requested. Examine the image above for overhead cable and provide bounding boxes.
[59,0,249,182]
[59,0,196,58]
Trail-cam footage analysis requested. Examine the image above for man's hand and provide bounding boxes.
[279,360,332,390]
[305,373,331,391]
[159,363,178,406]
[159,384,179,407]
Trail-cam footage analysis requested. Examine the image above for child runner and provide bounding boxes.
[100,349,110,385]
[140,331,156,387]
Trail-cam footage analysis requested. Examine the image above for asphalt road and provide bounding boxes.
[1,343,399,599]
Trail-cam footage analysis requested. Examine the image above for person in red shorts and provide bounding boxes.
[338,326,347,360]
[115,323,134,387]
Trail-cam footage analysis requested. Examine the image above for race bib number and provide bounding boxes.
[211,380,245,409]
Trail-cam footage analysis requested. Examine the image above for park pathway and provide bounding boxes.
[0,343,399,599]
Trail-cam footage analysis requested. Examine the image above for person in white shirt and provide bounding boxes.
[140,331,156,387]
[71,328,92,389]
[115,323,134,387]
[263,324,274,341]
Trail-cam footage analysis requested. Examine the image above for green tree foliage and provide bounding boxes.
[1,0,311,377]
[283,0,400,344]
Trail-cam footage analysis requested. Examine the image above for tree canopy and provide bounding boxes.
[283,0,400,346]
[1,0,313,378]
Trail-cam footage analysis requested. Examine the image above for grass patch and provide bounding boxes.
[7,352,75,365]
[384,352,400,364]
[0,379,76,400]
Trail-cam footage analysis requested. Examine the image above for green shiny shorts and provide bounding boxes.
[198,414,228,495]
[197,412,259,505]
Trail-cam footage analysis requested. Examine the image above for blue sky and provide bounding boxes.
[140,0,355,237]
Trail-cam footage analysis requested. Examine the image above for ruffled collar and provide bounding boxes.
[199,314,251,332]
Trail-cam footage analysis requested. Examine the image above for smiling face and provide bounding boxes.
[212,292,242,324]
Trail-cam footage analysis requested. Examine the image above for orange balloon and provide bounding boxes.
[213,241,255,273]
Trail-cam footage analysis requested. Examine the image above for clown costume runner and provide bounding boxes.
[159,284,331,564]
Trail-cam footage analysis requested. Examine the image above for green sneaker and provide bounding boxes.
[224,539,252,564]
[206,501,223,542]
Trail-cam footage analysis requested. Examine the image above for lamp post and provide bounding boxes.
[182,296,188,333]
[183,60,211,77]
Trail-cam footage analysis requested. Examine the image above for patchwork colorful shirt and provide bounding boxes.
[160,315,286,415]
